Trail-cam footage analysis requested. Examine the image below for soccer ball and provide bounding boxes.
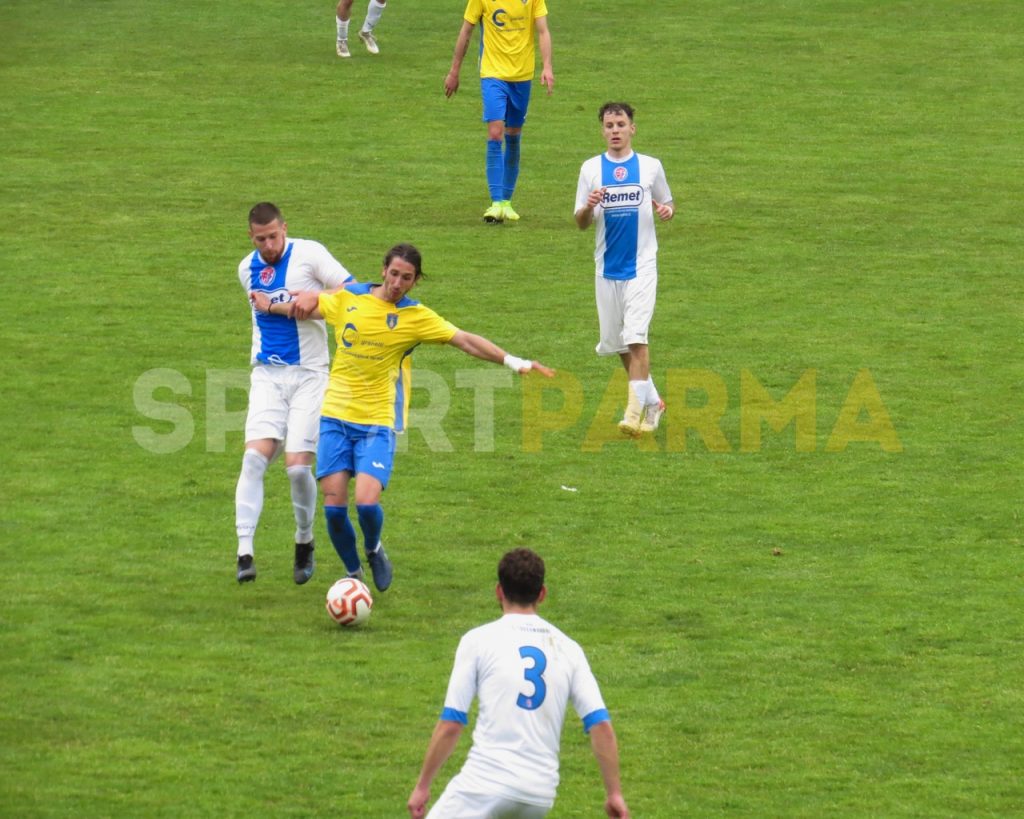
[326,577,373,627]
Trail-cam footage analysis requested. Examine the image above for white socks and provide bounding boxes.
[646,376,661,407]
[363,0,386,31]
[238,449,317,553]
[628,377,662,410]
[338,1,383,38]
[235,449,269,557]
[287,464,317,544]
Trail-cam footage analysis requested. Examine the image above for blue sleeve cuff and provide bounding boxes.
[581,708,610,734]
[440,707,469,725]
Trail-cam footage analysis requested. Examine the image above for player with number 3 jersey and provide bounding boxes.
[408,549,630,818]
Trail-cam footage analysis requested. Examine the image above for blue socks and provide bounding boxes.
[325,504,385,573]
[356,503,384,555]
[486,135,523,202]
[502,133,521,201]
[324,506,361,575]
[486,139,503,202]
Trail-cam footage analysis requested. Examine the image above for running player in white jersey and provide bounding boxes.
[407,549,630,819]
[235,202,353,584]
[575,102,675,437]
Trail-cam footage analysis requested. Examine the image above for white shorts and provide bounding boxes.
[427,788,549,819]
[594,273,657,356]
[244,365,328,453]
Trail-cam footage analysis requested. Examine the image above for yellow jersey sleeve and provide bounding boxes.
[463,0,484,24]
[411,304,459,345]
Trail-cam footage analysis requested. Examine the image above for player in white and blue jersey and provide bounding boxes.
[234,202,353,585]
[408,549,630,819]
[575,102,675,437]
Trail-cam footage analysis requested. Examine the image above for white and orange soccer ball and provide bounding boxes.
[325,577,373,626]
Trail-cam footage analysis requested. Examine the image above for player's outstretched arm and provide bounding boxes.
[408,720,464,818]
[589,721,630,818]
[447,331,554,377]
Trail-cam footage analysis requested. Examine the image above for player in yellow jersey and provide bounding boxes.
[444,0,553,224]
[252,244,554,592]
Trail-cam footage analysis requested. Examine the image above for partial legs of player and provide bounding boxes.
[336,0,387,57]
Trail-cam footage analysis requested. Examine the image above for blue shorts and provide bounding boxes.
[481,78,532,127]
[316,417,396,489]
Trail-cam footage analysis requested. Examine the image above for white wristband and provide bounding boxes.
[503,354,532,372]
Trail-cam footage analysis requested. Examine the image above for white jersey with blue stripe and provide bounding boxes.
[575,150,672,280]
[438,613,610,806]
[238,238,352,372]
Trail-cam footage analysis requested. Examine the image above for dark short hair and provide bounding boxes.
[383,243,425,279]
[598,102,635,122]
[498,548,545,605]
[248,202,283,227]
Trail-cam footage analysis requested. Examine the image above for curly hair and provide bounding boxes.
[498,548,545,605]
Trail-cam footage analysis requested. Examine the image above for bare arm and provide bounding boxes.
[250,290,323,320]
[575,186,606,230]
[447,330,555,377]
[535,16,553,95]
[407,721,464,818]
[589,721,630,818]
[444,20,475,98]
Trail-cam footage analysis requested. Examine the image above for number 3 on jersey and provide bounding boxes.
[517,646,547,710]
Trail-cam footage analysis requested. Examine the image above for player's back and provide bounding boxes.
[456,613,600,803]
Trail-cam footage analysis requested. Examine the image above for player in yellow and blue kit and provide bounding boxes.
[444,0,553,224]
[252,244,554,592]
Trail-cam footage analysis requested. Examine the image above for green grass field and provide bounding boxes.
[1,1,1022,816]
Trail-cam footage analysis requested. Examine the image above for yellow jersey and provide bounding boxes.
[464,0,549,82]
[319,284,459,427]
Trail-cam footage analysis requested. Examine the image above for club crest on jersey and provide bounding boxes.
[259,266,275,286]
[386,313,399,330]
[613,166,629,182]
